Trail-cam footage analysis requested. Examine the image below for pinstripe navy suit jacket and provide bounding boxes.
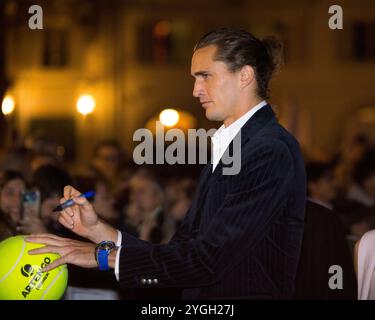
[119,104,306,299]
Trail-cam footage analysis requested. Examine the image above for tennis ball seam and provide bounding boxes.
[0,238,26,285]
[40,267,66,300]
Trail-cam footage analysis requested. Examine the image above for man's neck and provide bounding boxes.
[223,98,264,127]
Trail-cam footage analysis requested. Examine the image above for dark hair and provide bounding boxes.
[0,170,26,189]
[32,165,71,202]
[71,174,111,200]
[305,162,334,183]
[194,27,283,100]
[353,158,375,186]
[93,139,123,157]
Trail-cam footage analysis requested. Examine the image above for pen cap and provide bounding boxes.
[83,191,95,198]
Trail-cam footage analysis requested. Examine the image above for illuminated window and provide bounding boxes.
[137,20,193,65]
[336,21,375,61]
[42,28,69,67]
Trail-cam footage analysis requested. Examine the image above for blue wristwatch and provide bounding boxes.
[95,241,116,271]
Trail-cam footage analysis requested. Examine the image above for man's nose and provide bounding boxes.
[192,80,203,98]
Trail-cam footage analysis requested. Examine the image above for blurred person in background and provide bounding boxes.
[0,147,32,181]
[341,203,374,242]
[296,161,357,299]
[354,228,375,300]
[122,176,165,244]
[73,175,122,229]
[347,158,375,208]
[306,161,337,210]
[30,151,62,173]
[24,134,65,171]
[295,199,357,299]
[163,178,197,243]
[121,173,181,300]
[334,133,370,192]
[89,140,128,196]
[17,165,72,236]
[0,170,26,240]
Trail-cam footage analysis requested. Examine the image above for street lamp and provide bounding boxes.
[159,108,179,127]
[1,95,15,115]
[77,94,96,116]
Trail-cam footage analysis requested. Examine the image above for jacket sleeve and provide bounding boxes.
[118,139,294,288]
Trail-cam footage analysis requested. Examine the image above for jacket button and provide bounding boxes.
[141,278,147,284]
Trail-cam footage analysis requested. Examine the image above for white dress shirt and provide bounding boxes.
[114,231,122,281]
[114,100,267,280]
[211,100,267,171]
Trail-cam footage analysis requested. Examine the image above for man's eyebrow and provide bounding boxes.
[191,71,209,77]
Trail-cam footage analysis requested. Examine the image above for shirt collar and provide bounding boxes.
[212,100,267,142]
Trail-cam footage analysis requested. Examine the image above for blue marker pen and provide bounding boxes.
[52,191,95,212]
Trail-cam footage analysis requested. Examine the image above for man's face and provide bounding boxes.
[191,45,241,126]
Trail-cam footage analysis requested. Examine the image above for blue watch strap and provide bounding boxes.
[98,249,110,271]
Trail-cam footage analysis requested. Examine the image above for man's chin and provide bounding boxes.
[205,110,223,122]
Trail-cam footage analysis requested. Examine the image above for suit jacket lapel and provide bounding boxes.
[208,104,276,186]
[189,104,276,235]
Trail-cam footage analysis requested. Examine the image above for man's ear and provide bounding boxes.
[239,65,255,88]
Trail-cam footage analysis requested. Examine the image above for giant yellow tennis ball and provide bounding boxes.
[0,235,68,300]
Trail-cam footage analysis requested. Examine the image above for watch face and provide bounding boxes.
[99,241,116,251]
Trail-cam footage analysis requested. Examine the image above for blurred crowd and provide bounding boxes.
[0,131,374,299]
[0,135,198,299]
[305,133,375,248]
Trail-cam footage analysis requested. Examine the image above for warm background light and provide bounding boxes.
[1,96,15,115]
[159,108,180,127]
[77,94,96,115]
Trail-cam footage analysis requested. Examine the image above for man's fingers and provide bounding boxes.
[58,213,74,230]
[73,196,90,206]
[64,185,82,199]
[27,233,65,241]
[25,234,67,245]
[27,245,61,255]
[63,206,75,218]
[61,186,91,210]
[42,257,66,272]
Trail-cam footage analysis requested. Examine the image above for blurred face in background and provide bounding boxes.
[165,178,196,222]
[31,154,58,173]
[363,173,375,198]
[0,178,26,225]
[308,173,337,205]
[93,181,117,222]
[40,194,60,226]
[130,178,162,214]
[94,145,121,175]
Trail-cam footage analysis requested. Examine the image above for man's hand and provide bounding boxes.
[58,185,99,238]
[26,234,98,272]
[58,185,118,244]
